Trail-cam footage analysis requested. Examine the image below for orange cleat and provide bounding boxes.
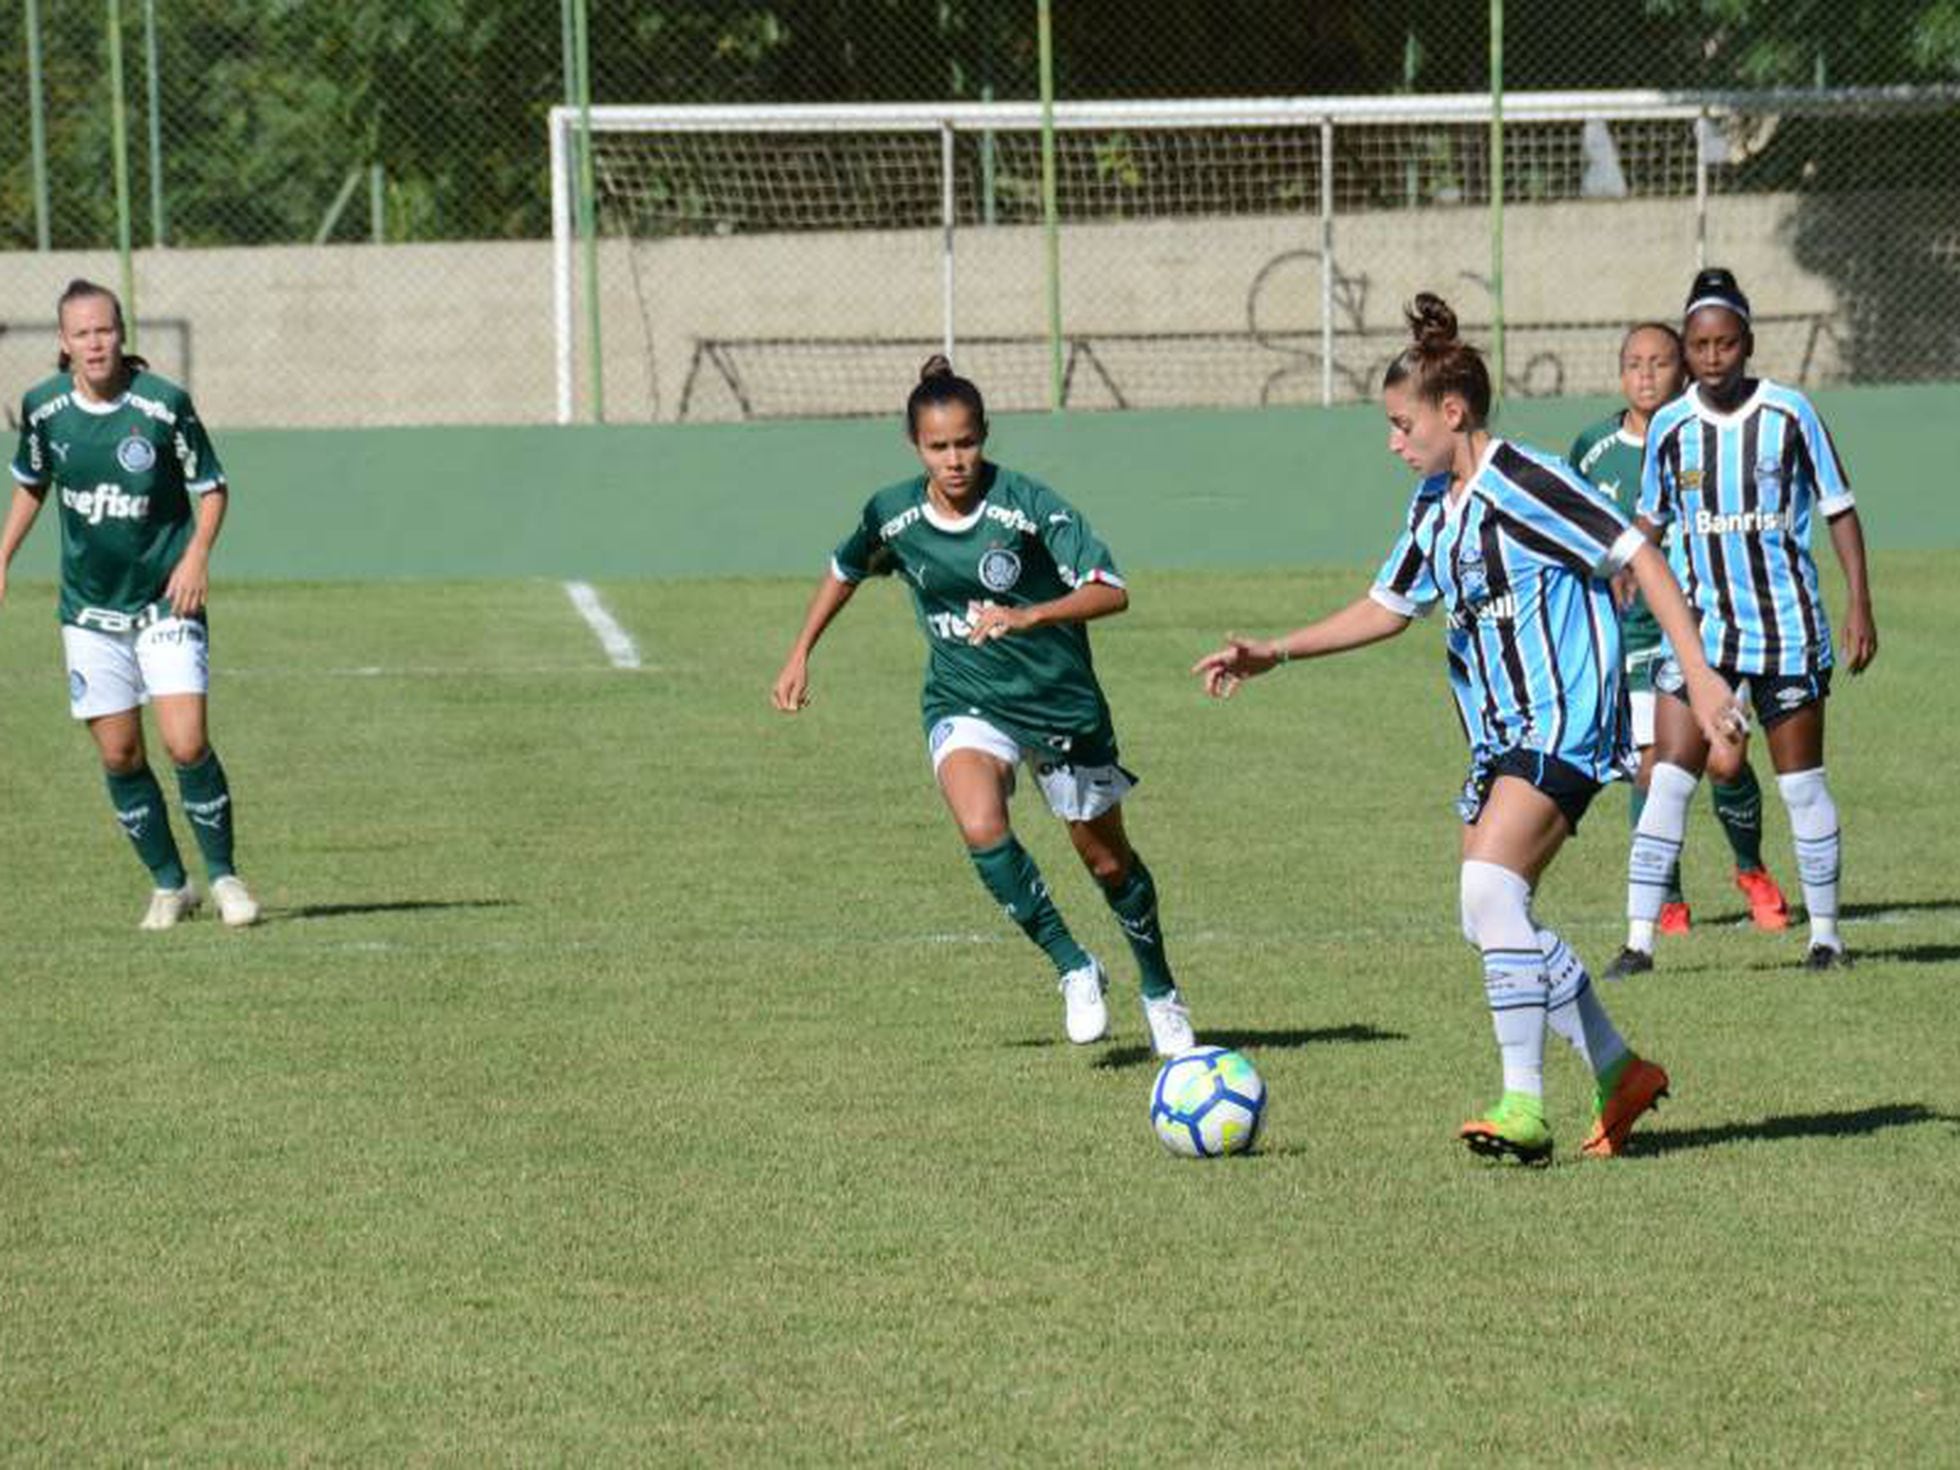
[1734,867,1790,932]
[1582,1056,1671,1158]
[1658,901,1692,936]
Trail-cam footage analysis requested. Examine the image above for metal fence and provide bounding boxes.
[2,1,1956,427]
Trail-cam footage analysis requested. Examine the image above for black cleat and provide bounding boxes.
[1802,944,1853,971]
[1602,946,1655,981]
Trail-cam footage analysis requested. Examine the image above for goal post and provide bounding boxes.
[548,87,1960,423]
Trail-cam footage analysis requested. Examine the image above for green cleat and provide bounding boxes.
[1458,1092,1553,1166]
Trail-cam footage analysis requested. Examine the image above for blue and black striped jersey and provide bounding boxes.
[1372,439,1646,784]
[1638,380,1853,676]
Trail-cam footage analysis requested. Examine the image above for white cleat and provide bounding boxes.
[210,875,262,928]
[1142,988,1198,1057]
[139,883,201,931]
[1058,955,1109,1045]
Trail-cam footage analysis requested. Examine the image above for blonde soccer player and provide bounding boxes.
[1,279,260,929]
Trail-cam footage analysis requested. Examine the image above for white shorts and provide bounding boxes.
[62,617,209,720]
[928,714,1134,823]
[1629,690,1656,748]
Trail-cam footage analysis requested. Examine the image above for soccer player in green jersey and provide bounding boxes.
[1,280,259,930]
[1569,323,1790,966]
[772,357,1195,1056]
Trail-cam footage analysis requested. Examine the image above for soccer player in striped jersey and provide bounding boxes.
[1610,269,1877,974]
[1570,323,1789,942]
[1,280,260,930]
[772,357,1197,1058]
[1195,295,1741,1164]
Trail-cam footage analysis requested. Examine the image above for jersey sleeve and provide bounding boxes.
[1370,483,1442,618]
[1637,421,1676,528]
[1494,444,1642,578]
[10,396,48,487]
[829,498,894,583]
[1792,394,1854,517]
[172,390,226,494]
[1030,484,1123,592]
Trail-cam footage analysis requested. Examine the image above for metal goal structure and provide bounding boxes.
[549,87,1960,422]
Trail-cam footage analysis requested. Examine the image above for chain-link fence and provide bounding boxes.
[2,1,1956,427]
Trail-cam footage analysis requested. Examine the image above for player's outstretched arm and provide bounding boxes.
[772,571,858,712]
[1826,508,1877,674]
[1626,541,1745,750]
[0,484,49,611]
[1192,593,1410,700]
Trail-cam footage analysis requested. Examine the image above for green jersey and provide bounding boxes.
[1569,411,1661,658]
[831,463,1124,762]
[10,369,225,631]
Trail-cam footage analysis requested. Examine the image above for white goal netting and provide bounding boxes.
[551,90,1960,421]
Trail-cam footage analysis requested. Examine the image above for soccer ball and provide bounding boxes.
[1149,1046,1266,1158]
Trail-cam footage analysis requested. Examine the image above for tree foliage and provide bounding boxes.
[0,0,1951,249]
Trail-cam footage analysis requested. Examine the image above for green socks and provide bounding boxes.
[1711,765,1766,873]
[175,749,237,880]
[106,765,188,889]
[1102,854,1176,999]
[968,836,1090,977]
[1630,783,1685,903]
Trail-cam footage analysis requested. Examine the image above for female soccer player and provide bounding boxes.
[1569,322,1789,957]
[1612,268,1876,973]
[1193,295,1740,1163]
[1,279,259,930]
[771,357,1195,1057]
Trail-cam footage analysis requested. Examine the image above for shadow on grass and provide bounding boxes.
[1695,897,1960,929]
[271,899,517,923]
[1634,1102,1960,1157]
[1090,1023,1408,1072]
[1742,942,1960,970]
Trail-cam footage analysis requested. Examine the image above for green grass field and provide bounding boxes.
[3,555,1957,1463]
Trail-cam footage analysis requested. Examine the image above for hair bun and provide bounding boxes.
[918,354,956,383]
[1405,293,1459,353]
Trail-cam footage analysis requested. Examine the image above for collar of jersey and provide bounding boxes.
[68,387,131,416]
[1687,380,1766,427]
[919,491,988,534]
[1443,436,1506,519]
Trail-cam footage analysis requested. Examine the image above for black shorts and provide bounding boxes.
[1658,659,1832,731]
[1457,748,1603,836]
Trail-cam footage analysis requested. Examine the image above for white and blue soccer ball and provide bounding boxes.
[1149,1045,1266,1158]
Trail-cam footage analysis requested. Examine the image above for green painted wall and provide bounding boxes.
[8,384,1956,580]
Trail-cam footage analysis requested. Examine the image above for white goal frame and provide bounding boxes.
[548,86,1960,423]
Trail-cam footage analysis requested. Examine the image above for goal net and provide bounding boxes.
[549,90,1960,422]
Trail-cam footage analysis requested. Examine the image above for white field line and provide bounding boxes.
[562,580,643,670]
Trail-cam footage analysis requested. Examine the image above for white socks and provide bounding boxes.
[1541,929,1629,1078]
[1626,761,1698,952]
[1462,860,1547,1098]
[1777,766,1842,950]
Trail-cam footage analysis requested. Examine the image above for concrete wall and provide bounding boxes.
[0,193,1857,429]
